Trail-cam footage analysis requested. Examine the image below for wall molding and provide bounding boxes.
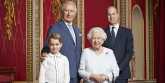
[26,0,33,81]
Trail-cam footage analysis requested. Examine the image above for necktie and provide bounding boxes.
[68,24,76,45]
[111,27,115,45]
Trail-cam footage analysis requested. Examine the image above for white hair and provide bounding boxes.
[87,27,107,41]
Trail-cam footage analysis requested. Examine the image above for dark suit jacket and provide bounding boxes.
[103,26,134,79]
[43,20,82,78]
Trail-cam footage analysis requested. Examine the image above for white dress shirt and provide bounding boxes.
[109,24,119,37]
[64,22,76,44]
[79,47,119,83]
[39,52,70,83]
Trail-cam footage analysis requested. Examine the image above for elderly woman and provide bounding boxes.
[79,27,119,83]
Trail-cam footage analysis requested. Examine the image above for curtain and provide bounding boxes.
[0,0,26,80]
[43,0,62,43]
[157,0,165,82]
[84,0,112,47]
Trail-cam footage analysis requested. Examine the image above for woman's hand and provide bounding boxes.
[89,74,107,83]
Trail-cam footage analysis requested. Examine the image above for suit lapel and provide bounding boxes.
[61,21,76,46]
[73,26,79,45]
[106,27,117,45]
[114,27,122,46]
[106,27,111,39]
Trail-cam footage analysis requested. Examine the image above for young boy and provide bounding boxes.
[39,33,70,83]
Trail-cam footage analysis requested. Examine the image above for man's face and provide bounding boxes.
[63,3,77,23]
[107,7,119,25]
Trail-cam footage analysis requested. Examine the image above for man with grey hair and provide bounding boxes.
[103,6,134,83]
[41,1,82,83]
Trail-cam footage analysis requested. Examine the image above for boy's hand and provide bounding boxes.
[40,52,47,62]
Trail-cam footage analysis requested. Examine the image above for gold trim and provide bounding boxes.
[33,0,41,80]
[148,0,155,80]
[119,0,127,26]
[51,0,62,22]
[77,0,84,48]
[26,0,33,81]
[3,0,16,40]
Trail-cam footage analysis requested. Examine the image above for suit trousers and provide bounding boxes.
[70,77,79,83]
[115,79,128,83]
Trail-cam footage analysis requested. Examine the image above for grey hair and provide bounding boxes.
[61,0,77,12]
[87,27,107,41]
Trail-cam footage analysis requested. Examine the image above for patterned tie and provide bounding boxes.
[68,24,76,45]
[111,27,115,45]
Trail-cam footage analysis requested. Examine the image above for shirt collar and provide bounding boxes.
[64,21,73,28]
[109,24,119,37]
[109,23,119,30]
[48,52,61,58]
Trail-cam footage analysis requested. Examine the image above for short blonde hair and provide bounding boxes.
[87,27,107,41]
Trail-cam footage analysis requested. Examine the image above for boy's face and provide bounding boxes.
[49,38,62,54]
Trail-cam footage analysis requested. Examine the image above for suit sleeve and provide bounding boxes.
[119,30,134,71]
[76,28,82,69]
[103,28,110,47]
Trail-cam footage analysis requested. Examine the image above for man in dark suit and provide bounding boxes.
[41,1,82,83]
[103,6,134,83]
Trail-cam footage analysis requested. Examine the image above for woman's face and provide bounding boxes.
[91,32,104,50]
